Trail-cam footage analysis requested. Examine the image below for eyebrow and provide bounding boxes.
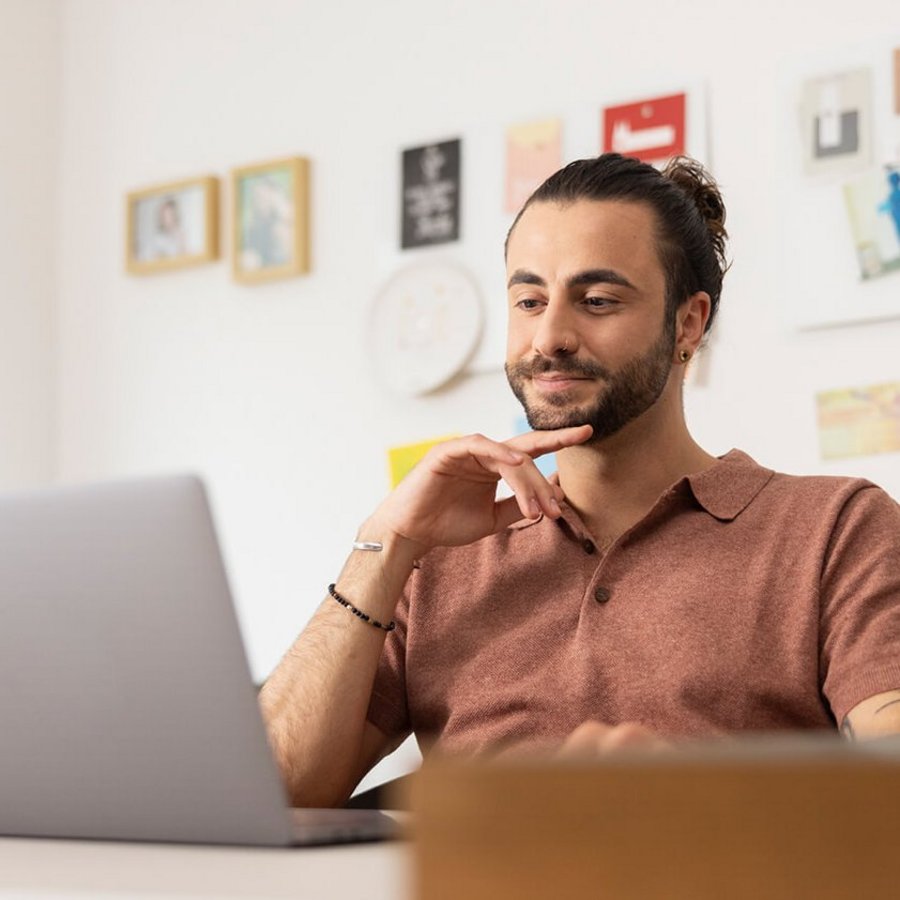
[506,268,637,291]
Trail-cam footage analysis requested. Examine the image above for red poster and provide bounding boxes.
[602,93,686,164]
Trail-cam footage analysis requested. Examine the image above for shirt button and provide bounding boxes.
[582,539,595,555]
[594,586,611,604]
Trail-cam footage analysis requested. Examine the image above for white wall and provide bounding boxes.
[51,1,900,783]
[0,0,58,489]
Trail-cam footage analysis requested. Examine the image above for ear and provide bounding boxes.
[674,291,711,352]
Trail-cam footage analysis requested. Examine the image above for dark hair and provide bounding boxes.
[506,153,729,335]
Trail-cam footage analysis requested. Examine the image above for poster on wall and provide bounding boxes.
[601,93,686,165]
[798,69,872,177]
[504,119,562,214]
[843,164,900,280]
[816,381,900,460]
[401,139,461,249]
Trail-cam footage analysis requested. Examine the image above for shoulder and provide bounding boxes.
[725,448,896,515]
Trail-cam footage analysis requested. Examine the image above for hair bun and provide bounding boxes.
[662,156,728,263]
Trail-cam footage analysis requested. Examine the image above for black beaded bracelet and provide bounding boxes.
[328,583,396,632]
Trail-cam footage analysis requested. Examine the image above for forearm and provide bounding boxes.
[841,690,900,741]
[258,526,417,807]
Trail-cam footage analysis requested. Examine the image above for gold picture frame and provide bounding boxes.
[231,156,310,283]
[125,176,219,275]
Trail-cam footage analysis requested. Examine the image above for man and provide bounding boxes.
[259,153,900,808]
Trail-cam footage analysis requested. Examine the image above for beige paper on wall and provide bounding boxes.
[816,381,900,460]
[504,119,562,215]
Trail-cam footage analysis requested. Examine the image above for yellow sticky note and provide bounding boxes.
[388,435,458,487]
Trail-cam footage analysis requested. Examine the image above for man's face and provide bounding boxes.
[504,199,676,441]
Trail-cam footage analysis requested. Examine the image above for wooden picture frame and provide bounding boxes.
[126,176,219,275]
[231,156,310,283]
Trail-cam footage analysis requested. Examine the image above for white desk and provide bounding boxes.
[0,836,409,899]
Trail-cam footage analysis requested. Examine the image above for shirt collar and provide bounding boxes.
[509,448,774,536]
[685,449,774,521]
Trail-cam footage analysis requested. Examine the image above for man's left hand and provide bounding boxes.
[556,721,670,758]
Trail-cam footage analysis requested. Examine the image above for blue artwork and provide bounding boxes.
[878,169,900,243]
[843,165,900,280]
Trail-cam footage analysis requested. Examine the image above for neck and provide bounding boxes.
[554,392,717,546]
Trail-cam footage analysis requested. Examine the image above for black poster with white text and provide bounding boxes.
[401,139,461,249]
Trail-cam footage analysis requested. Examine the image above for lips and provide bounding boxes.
[532,374,593,392]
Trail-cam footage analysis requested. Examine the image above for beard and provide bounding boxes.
[505,321,675,441]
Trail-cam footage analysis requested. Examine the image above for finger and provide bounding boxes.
[555,722,613,759]
[500,456,563,520]
[493,495,532,531]
[507,424,593,459]
[429,433,526,475]
[600,723,660,750]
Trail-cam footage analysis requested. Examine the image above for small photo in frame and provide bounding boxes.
[126,176,219,275]
[231,156,310,283]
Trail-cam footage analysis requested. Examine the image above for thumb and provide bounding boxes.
[493,495,539,532]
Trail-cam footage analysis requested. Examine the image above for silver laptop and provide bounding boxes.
[0,475,395,846]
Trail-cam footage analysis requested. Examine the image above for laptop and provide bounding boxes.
[0,474,396,846]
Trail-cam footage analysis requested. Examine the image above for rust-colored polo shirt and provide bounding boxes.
[366,450,900,753]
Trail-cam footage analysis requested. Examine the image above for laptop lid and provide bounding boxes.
[0,475,296,845]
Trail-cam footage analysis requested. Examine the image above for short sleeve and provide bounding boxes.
[365,587,412,741]
[820,485,900,724]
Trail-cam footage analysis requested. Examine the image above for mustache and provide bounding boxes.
[507,355,611,380]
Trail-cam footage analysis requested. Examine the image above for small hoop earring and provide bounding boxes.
[679,349,691,363]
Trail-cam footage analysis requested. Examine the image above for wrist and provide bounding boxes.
[356,516,426,566]
[333,519,421,617]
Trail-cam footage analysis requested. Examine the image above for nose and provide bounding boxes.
[532,299,579,358]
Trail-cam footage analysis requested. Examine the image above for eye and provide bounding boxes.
[583,296,617,310]
[514,297,545,311]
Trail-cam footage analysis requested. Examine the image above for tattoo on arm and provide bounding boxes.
[874,698,900,716]
[840,715,855,740]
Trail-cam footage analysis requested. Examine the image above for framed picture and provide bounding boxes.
[126,176,219,275]
[231,156,310,283]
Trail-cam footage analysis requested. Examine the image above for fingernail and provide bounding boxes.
[549,497,561,515]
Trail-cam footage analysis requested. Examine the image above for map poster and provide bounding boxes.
[601,93,686,165]
[816,381,900,460]
[505,118,562,214]
[401,139,461,249]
